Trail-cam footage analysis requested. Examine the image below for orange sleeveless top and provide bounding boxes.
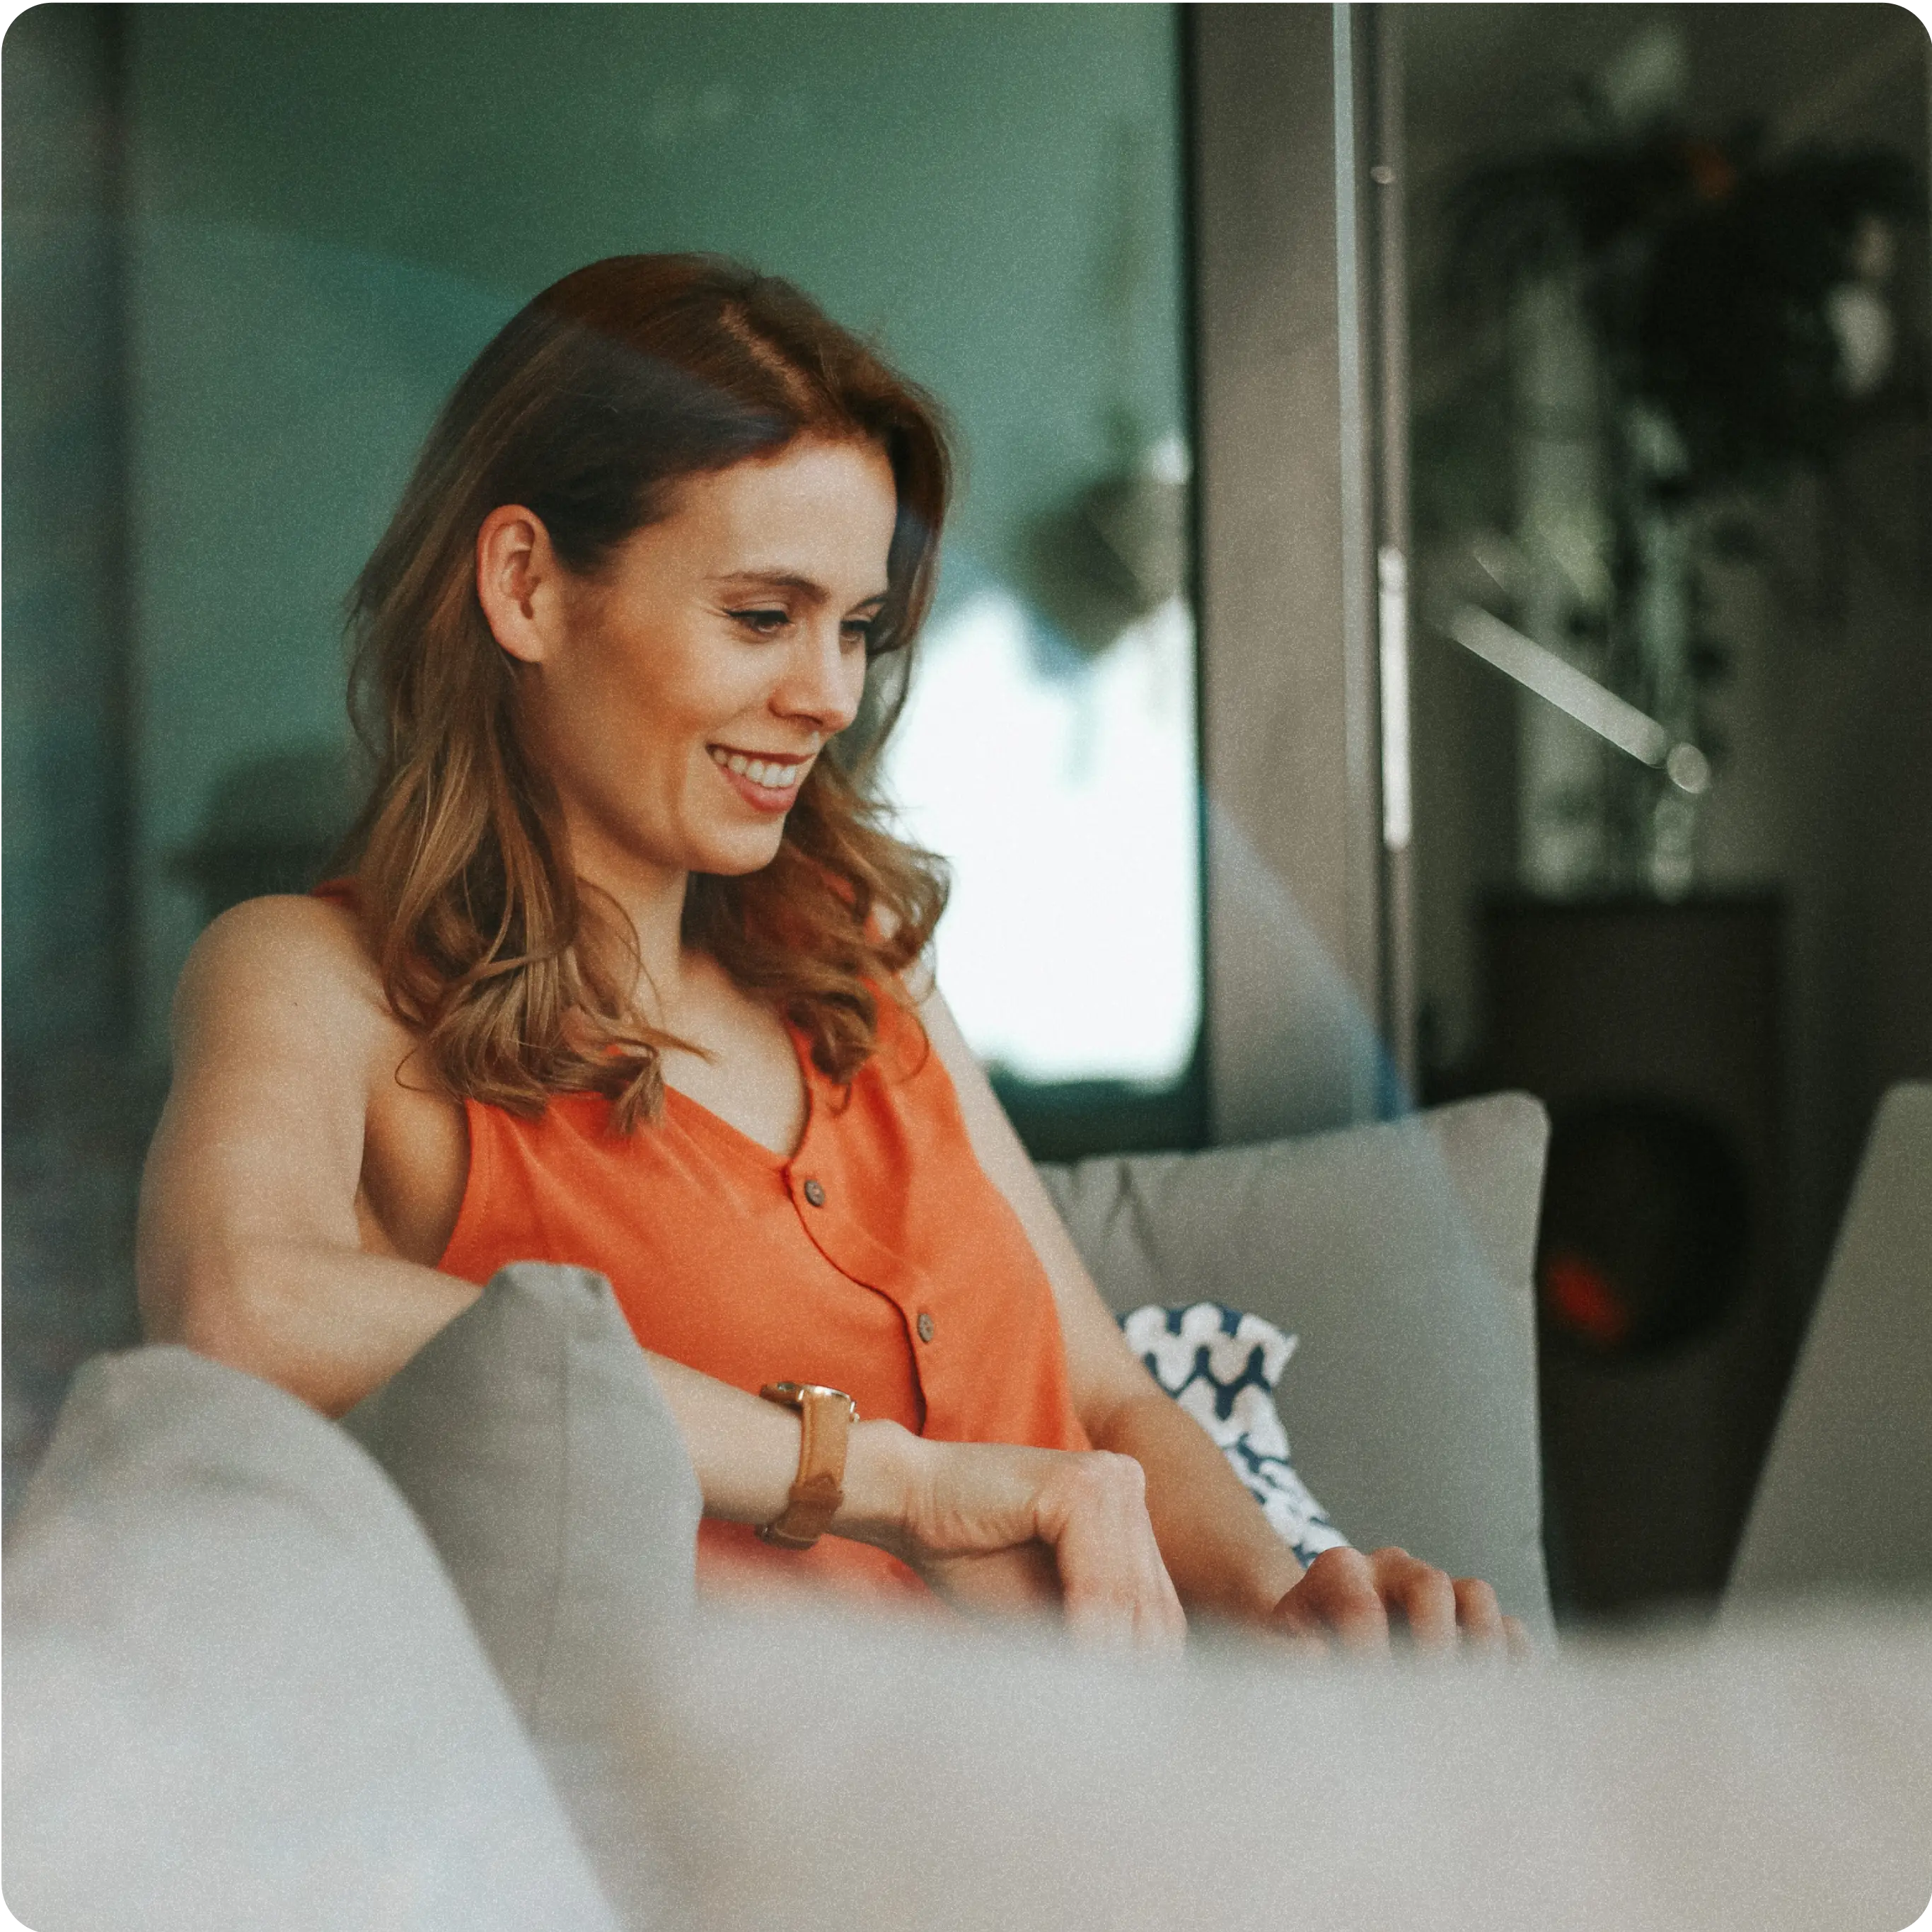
[357,908,1092,1604]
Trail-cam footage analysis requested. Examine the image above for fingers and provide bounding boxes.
[1271,1547,1526,1662]
[920,1541,1063,1619]
[1274,1546,1391,1656]
[1450,1575,1506,1655]
[910,1441,1185,1655]
[1044,1452,1187,1655]
[1258,1621,1333,1661]
[1385,1550,1460,1653]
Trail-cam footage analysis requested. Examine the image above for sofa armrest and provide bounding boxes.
[3,1345,621,1931]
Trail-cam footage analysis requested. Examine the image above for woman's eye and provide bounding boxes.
[841,618,877,650]
[729,608,790,637]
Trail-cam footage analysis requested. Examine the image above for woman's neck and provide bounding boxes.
[573,847,695,1028]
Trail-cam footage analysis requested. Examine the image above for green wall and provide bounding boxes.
[123,3,1188,1051]
[4,6,130,1051]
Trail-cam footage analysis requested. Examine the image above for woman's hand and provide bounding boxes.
[843,1426,1187,1653]
[1269,1545,1529,1658]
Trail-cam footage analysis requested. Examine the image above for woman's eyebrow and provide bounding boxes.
[713,570,889,607]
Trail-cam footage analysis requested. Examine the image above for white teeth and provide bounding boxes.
[711,747,803,789]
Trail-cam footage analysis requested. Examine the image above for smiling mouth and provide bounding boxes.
[707,744,811,791]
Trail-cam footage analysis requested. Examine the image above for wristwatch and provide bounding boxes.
[756,1382,859,1549]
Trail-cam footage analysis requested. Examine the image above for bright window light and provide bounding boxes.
[881,586,1201,1087]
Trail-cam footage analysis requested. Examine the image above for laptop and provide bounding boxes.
[1726,1082,1932,1608]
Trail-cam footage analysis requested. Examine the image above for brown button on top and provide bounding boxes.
[801,1178,826,1208]
[916,1312,936,1343]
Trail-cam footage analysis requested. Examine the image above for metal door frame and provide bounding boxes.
[1188,1,1413,1140]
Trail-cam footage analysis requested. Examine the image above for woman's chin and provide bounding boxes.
[686,823,789,877]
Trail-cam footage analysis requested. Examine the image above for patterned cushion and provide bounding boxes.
[1120,1302,1349,1570]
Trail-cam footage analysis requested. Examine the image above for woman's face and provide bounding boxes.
[509,435,896,885]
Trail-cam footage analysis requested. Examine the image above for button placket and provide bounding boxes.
[783,1147,947,1421]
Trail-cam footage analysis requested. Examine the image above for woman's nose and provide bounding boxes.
[773,619,864,736]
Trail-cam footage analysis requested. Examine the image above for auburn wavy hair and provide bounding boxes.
[341,254,951,1130]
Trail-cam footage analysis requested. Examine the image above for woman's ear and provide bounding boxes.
[476,505,562,665]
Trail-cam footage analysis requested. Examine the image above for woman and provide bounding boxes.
[138,255,1518,1655]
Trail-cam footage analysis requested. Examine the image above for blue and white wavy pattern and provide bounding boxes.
[1119,1301,1350,1571]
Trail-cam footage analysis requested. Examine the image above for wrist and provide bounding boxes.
[1177,1545,1304,1627]
[832,1417,927,1556]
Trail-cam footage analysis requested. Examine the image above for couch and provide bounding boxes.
[1039,1089,1554,1637]
[7,1092,1929,1931]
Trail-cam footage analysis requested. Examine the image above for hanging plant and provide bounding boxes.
[1446,126,1924,494]
[1425,118,1925,898]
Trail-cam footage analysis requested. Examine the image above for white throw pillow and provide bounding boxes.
[1120,1300,1348,1568]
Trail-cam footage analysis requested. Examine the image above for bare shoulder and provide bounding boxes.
[153,891,467,1274]
[912,979,1012,1162]
[172,893,398,1072]
[180,889,372,982]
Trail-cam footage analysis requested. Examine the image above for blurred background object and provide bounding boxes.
[1434,30,1919,901]
[170,745,364,925]
[1405,2,1929,1621]
[1480,892,1780,1612]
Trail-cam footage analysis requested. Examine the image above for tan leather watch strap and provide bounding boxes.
[756,1382,857,1550]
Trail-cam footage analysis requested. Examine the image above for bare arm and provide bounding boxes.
[920,986,1303,1621]
[137,898,480,1413]
[137,900,1184,1648]
[922,985,1520,1653]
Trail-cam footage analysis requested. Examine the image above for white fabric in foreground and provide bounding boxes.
[2,1346,621,1932]
[622,1598,1932,1932]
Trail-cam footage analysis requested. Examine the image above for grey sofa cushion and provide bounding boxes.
[342,1261,702,1932]
[1039,1093,1553,1634]
[2,1346,620,1932]
[1728,1082,1932,1607]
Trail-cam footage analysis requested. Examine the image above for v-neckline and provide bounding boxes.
[659,1024,814,1172]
